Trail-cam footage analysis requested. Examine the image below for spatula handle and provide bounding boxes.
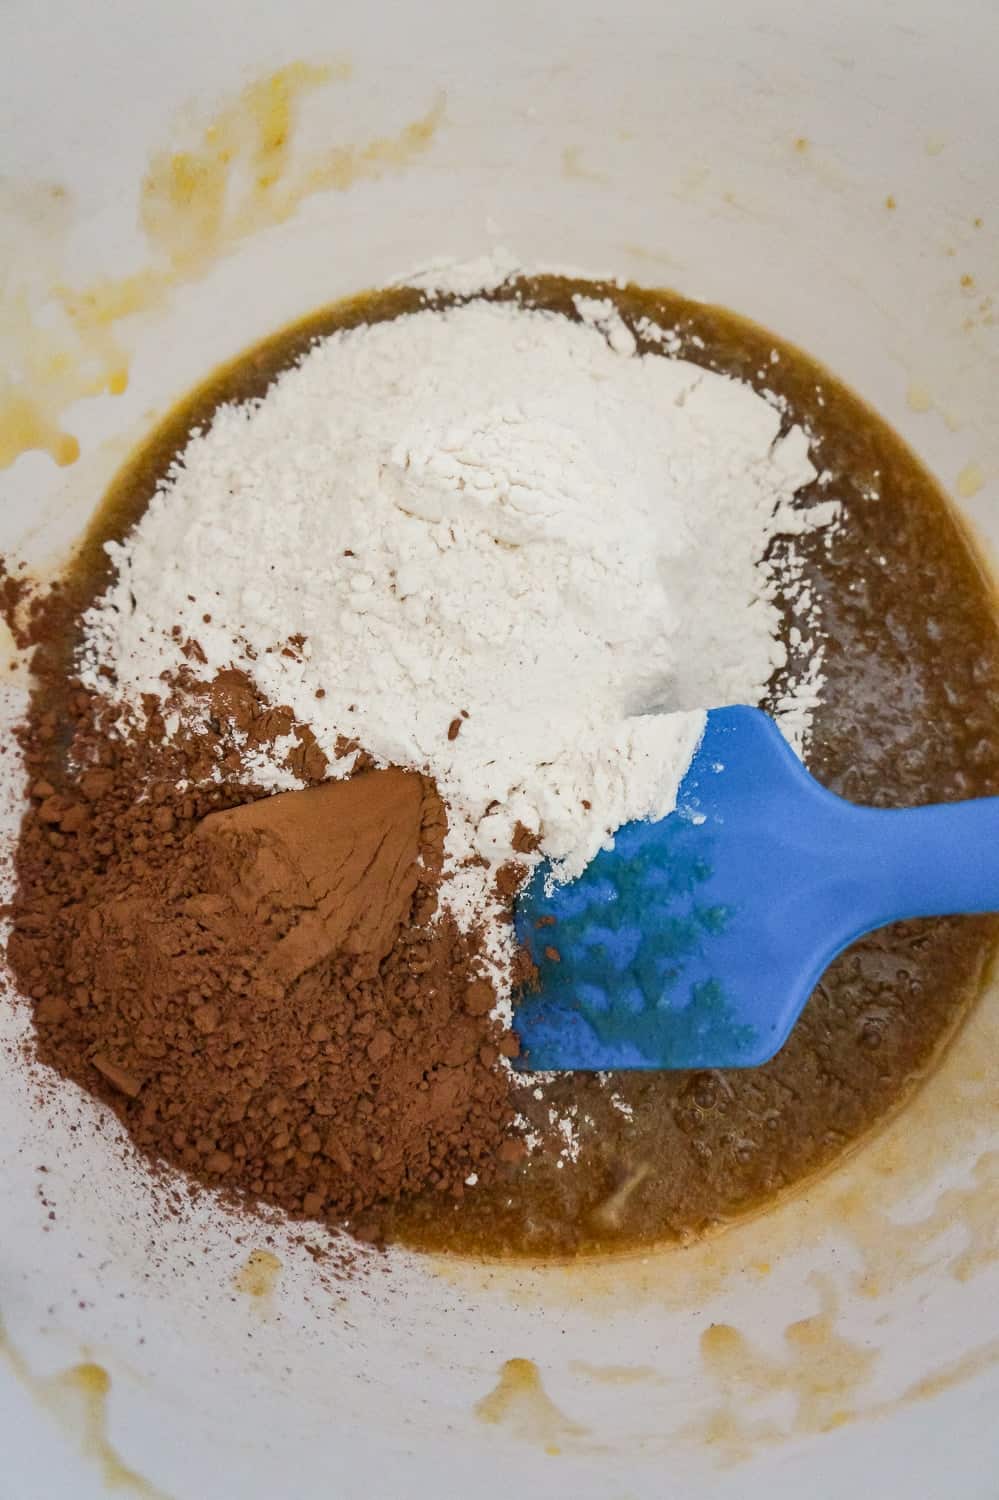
[848,796,999,925]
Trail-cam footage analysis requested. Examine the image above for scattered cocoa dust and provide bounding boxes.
[0,562,65,653]
[6,668,526,1241]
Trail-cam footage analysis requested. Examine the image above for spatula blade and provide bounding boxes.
[513,706,857,1071]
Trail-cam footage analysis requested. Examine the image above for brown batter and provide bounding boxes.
[19,275,999,1258]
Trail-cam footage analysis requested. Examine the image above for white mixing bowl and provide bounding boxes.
[3,2,998,1495]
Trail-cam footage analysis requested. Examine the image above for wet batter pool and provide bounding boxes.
[33,275,999,1257]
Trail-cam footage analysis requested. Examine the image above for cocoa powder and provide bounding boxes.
[198,771,440,983]
[6,676,523,1238]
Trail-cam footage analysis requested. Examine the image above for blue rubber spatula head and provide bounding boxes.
[514,705,999,1071]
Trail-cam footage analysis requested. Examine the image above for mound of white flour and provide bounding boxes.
[80,286,829,959]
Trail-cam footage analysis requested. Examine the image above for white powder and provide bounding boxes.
[401,247,522,297]
[553,1105,581,1164]
[80,272,831,997]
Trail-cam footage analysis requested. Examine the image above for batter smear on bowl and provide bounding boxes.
[6,269,999,1256]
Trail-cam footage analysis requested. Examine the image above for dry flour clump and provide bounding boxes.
[80,285,829,968]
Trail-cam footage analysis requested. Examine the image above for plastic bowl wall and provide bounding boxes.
[2,3,998,1496]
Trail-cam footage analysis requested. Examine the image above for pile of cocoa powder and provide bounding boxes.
[6,667,526,1239]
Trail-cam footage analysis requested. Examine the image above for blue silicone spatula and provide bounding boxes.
[513,705,999,1071]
